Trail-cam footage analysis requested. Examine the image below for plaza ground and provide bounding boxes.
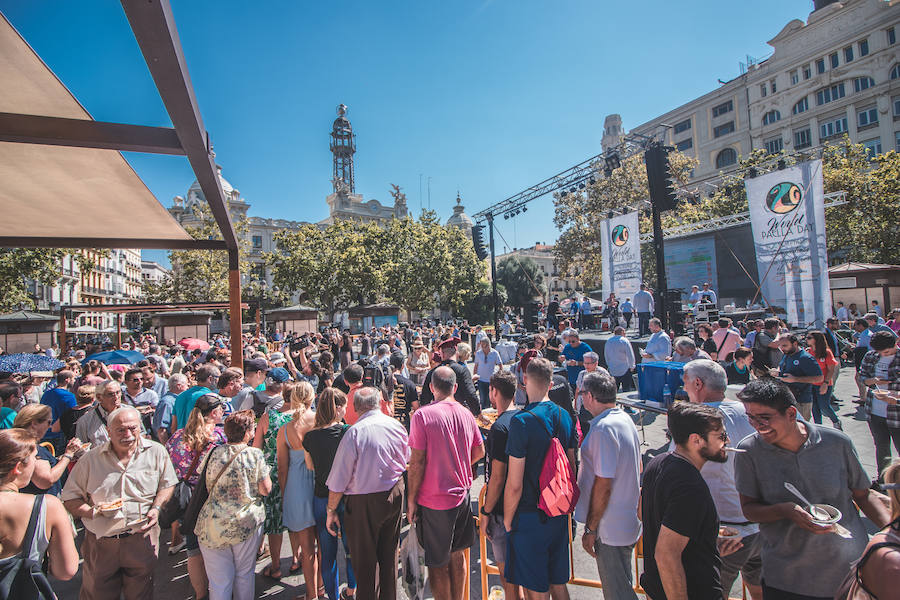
[51,365,884,599]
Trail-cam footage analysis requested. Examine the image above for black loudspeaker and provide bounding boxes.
[523,302,541,332]
[664,289,686,336]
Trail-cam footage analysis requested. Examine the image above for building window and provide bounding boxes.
[712,100,733,118]
[816,58,826,74]
[794,128,812,150]
[715,148,738,168]
[673,118,692,134]
[844,46,854,63]
[764,138,784,154]
[859,39,869,56]
[894,96,900,116]
[853,76,876,92]
[252,235,262,249]
[803,64,812,79]
[760,83,767,97]
[820,115,849,139]
[862,138,882,156]
[830,52,839,69]
[858,106,879,128]
[790,70,799,85]
[675,138,693,151]
[762,110,781,126]
[714,121,735,138]
[792,97,809,114]
[770,78,777,93]
[895,131,900,152]
[889,27,896,45]
[891,64,900,80]
[816,82,846,105]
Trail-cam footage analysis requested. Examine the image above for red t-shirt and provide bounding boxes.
[814,349,838,385]
[344,384,391,425]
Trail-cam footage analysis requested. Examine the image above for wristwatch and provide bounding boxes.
[149,504,162,513]
[583,526,597,536]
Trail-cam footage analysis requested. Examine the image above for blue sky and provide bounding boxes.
[3,1,813,267]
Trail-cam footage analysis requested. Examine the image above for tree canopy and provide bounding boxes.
[0,249,97,313]
[495,256,545,309]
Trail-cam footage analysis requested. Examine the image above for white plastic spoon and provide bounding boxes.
[784,482,830,520]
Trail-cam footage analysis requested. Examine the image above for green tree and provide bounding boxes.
[553,149,697,289]
[268,219,386,319]
[382,212,447,320]
[159,203,251,303]
[495,256,545,309]
[0,249,98,313]
[461,278,507,326]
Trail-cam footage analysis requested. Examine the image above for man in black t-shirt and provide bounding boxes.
[640,402,740,600]
[388,353,417,430]
[419,338,480,416]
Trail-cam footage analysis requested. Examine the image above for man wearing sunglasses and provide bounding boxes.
[734,378,890,599]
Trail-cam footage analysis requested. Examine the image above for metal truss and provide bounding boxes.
[638,191,848,242]
[472,135,654,221]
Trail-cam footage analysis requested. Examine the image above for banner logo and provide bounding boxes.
[765,182,802,215]
[612,224,629,246]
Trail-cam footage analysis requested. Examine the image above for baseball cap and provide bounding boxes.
[267,367,292,383]
[269,352,287,365]
[243,358,268,374]
[195,393,225,413]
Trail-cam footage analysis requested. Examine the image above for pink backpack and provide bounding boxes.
[531,406,580,517]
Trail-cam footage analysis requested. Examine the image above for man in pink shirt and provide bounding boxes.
[408,366,485,600]
[711,317,742,362]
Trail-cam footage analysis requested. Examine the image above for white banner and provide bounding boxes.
[600,210,643,301]
[745,160,829,328]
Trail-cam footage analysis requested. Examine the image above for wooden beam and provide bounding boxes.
[0,237,227,250]
[228,249,243,369]
[121,0,239,252]
[0,112,184,155]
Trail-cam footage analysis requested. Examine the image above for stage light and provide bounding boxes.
[747,167,758,179]
[570,187,577,193]
[588,177,596,185]
[522,206,527,212]
[604,167,613,178]
[607,211,614,219]
[503,213,510,219]
[604,152,621,172]
[777,159,787,170]
[578,183,585,189]
[560,191,568,198]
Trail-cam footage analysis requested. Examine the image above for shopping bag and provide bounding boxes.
[400,521,426,600]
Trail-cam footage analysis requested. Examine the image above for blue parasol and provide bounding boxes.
[0,353,65,373]
[82,350,146,366]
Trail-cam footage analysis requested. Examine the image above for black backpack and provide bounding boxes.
[0,495,54,600]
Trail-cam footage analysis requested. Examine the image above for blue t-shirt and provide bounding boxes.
[778,350,822,404]
[0,407,15,429]
[505,400,578,512]
[562,342,591,385]
[172,385,212,432]
[41,387,76,442]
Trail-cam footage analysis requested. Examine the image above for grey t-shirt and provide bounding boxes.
[734,424,869,597]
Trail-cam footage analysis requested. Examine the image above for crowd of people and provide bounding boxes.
[0,304,899,600]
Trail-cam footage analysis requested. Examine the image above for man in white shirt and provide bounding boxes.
[688,285,702,304]
[681,360,762,600]
[836,301,849,322]
[641,318,672,362]
[632,284,655,337]
[700,282,718,305]
[575,369,642,600]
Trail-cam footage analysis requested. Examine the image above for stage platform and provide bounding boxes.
[578,331,651,371]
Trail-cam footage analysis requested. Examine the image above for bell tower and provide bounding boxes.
[330,104,356,193]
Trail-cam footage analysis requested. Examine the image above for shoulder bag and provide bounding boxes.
[181,445,247,536]
[0,495,54,600]
[158,440,216,529]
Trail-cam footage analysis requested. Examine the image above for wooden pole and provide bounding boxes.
[228,249,243,370]
[59,310,67,356]
[116,313,122,349]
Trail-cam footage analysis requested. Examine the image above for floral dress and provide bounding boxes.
[165,426,226,487]
[262,409,294,534]
[196,444,270,549]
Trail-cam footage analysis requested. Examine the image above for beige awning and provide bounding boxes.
[0,13,191,244]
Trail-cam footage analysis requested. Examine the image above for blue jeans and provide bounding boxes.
[313,495,356,600]
[811,385,840,425]
[637,312,651,337]
[477,380,491,409]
